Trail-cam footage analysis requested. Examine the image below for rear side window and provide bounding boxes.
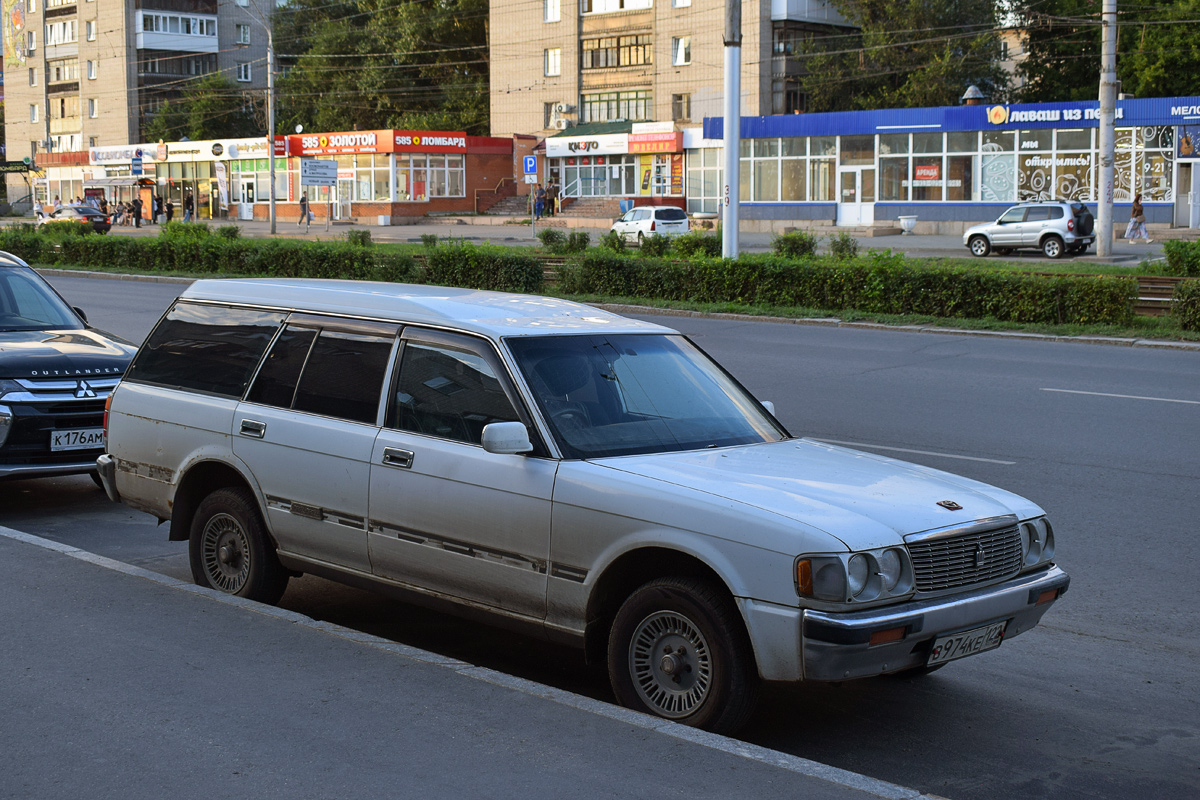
[1025,207,1052,221]
[125,302,283,397]
[655,207,687,221]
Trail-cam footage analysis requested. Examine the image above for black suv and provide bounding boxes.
[0,252,135,480]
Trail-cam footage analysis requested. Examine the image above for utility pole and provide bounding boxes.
[267,28,277,235]
[721,0,741,259]
[1097,0,1117,257]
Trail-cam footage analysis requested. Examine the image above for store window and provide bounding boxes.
[981,129,1016,202]
[685,148,721,214]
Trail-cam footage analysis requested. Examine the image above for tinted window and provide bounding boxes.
[389,340,519,445]
[655,207,687,221]
[292,330,394,424]
[1026,207,1052,221]
[125,302,283,397]
[0,267,81,331]
[246,326,317,408]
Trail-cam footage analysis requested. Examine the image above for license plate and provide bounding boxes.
[50,428,105,452]
[927,620,1007,666]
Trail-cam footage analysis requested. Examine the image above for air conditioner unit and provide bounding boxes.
[554,103,576,114]
[554,119,572,130]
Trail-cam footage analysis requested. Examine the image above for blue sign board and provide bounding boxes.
[131,157,143,175]
[523,155,537,174]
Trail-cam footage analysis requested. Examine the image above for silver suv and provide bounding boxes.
[963,201,1095,259]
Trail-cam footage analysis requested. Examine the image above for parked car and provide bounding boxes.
[99,279,1069,733]
[963,201,1095,259]
[611,205,690,244]
[0,251,135,481]
[38,205,113,234]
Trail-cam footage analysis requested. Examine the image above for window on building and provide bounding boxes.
[236,0,249,6]
[582,91,651,123]
[88,99,97,118]
[237,62,252,82]
[673,0,691,6]
[89,137,97,148]
[28,68,36,87]
[545,0,560,22]
[87,60,96,79]
[771,79,802,114]
[581,0,652,12]
[544,48,561,76]
[86,20,95,40]
[999,40,1009,61]
[672,36,691,66]
[545,103,557,129]
[48,58,79,82]
[237,24,250,44]
[671,93,691,121]
[46,20,78,45]
[29,104,39,124]
[27,30,35,51]
[773,23,805,55]
[581,35,652,69]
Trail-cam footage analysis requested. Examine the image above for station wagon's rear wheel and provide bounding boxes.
[608,577,758,734]
[189,487,289,605]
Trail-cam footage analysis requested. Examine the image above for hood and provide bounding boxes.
[592,439,1039,551]
[0,328,136,379]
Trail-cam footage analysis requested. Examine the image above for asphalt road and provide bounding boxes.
[5,275,1199,800]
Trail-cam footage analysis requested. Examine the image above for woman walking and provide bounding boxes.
[1125,194,1151,243]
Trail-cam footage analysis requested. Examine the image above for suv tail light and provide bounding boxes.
[103,393,112,442]
[1067,218,1075,231]
[650,219,656,231]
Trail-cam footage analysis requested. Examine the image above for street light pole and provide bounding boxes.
[267,28,277,235]
[721,0,741,259]
[1096,0,1117,257]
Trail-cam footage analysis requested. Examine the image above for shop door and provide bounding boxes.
[1175,164,1193,228]
[337,179,353,219]
[836,168,875,226]
[651,156,670,196]
[239,179,255,220]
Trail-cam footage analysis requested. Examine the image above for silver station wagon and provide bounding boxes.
[99,280,1069,733]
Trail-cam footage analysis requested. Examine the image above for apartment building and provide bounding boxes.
[3,0,272,199]
[488,0,849,138]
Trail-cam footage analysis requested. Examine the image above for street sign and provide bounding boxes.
[131,157,143,176]
[0,162,30,174]
[524,174,538,184]
[300,158,337,187]
[523,155,537,174]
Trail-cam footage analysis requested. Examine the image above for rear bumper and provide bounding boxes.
[800,565,1069,681]
[95,453,121,503]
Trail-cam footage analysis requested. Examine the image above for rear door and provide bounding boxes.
[1021,206,1055,245]
[654,207,689,235]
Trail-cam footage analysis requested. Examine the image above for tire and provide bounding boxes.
[1042,235,1065,259]
[636,231,645,247]
[968,235,991,257]
[608,577,759,734]
[189,487,289,604]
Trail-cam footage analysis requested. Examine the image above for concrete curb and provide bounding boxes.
[0,523,939,800]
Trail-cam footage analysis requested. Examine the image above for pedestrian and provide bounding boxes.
[99,197,108,216]
[132,197,142,228]
[1124,194,1150,243]
[154,195,164,224]
[534,184,545,220]
[547,182,559,216]
[113,203,124,226]
[183,191,194,222]
[53,196,62,210]
[298,192,310,231]
[166,199,175,223]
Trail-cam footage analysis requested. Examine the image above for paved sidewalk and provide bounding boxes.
[0,526,936,800]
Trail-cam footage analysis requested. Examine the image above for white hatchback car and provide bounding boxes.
[610,205,690,244]
[99,280,1068,733]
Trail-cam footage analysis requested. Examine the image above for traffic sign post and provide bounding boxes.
[523,156,539,234]
[300,159,337,232]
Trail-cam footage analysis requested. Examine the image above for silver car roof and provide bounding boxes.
[180,278,675,339]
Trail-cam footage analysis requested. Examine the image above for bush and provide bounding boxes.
[421,233,439,248]
[38,220,96,239]
[216,224,241,240]
[537,227,567,253]
[598,230,627,252]
[771,230,818,259]
[673,230,721,259]
[1162,241,1200,277]
[565,231,590,253]
[828,231,860,261]
[344,228,372,247]
[639,233,673,257]
[425,242,543,293]
[1173,279,1200,331]
[159,221,210,241]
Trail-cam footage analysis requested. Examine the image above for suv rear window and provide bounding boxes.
[655,208,687,221]
[125,302,284,398]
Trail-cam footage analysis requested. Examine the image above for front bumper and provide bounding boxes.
[801,565,1069,681]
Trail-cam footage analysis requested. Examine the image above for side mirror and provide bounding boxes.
[761,401,776,416]
[73,307,89,323]
[481,421,533,455]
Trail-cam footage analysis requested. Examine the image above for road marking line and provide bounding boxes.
[812,439,1017,465]
[1041,388,1200,405]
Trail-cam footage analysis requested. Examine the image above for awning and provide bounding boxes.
[82,177,141,187]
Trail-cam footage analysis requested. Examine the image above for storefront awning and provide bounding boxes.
[82,177,142,187]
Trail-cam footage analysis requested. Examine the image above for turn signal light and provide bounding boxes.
[796,559,813,596]
[1035,589,1058,606]
[869,626,907,646]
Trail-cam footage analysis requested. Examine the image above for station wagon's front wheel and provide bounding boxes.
[189,487,289,605]
[608,577,758,734]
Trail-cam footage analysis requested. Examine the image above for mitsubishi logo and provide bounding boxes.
[75,380,97,399]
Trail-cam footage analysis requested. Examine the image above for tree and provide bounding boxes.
[793,0,1010,112]
[143,74,262,142]
[1117,0,1200,98]
[274,0,489,135]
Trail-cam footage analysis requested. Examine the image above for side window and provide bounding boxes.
[1047,206,1064,219]
[293,330,393,424]
[125,303,283,397]
[998,207,1026,224]
[388,339,520,445]
[1025,207,1051,221]
[245,326,316,408]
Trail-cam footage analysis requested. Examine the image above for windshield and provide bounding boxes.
[0,268,83,332]
[508,334,786,458]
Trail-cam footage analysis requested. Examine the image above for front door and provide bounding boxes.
[1176,164,1194,228]
[337,179,353,219]
[837,168,875,226]
[239,179,255,220]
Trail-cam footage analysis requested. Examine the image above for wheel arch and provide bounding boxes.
[169,460,261,542]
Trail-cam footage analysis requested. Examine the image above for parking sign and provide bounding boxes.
[523,155,537,174]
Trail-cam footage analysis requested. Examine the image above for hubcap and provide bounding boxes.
[628,611,712,719]
[201,513,251,593]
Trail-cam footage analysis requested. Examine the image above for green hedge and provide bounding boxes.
[424,242,543,293]
[1162,241,1200,277]
[561,251,1136,325]
[1174,279,1200,331]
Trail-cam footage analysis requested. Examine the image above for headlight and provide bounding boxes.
[878,548,903,591]
[0,404,12,448]
[1021,517,1055,567]
[0,378,23,399]
[847,554,869,597]
[796,546,914,604]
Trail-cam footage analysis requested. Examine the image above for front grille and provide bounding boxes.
[1,376,120,464]
[907,523,1023,592]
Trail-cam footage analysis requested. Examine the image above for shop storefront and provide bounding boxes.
[697,96,1200,232]
[546,122,684,202]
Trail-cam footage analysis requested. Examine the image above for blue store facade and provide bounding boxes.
[695,96,1200,233]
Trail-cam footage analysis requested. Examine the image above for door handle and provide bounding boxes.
[382,447,414,469]
[239,419,266,438]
